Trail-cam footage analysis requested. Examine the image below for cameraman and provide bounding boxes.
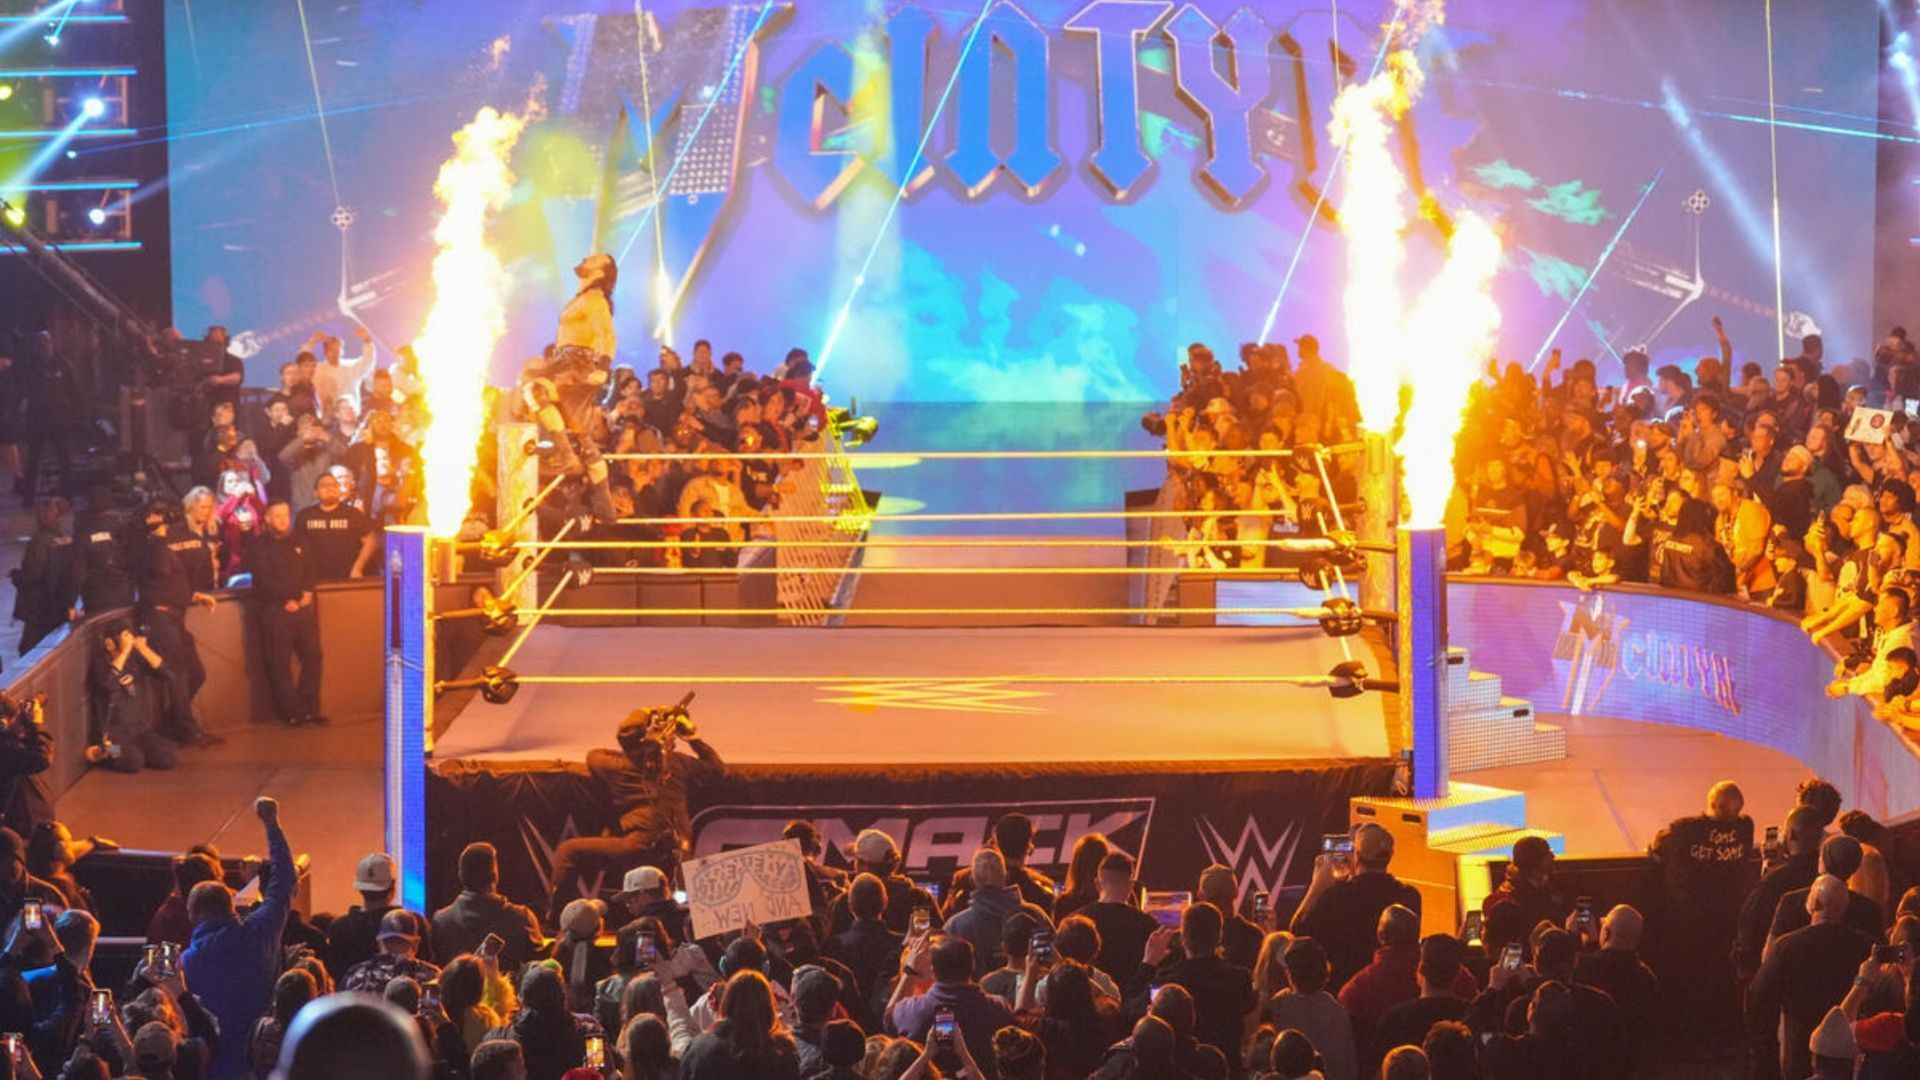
[136,499,221,748]
[85,618,176,773]
[543,707,723,928]
[0,691,53,837]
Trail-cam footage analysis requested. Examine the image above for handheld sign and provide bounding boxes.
[1846,407,1894,445]
[682,838,812,940]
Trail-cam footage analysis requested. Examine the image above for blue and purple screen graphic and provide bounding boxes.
[164,0,1880,406]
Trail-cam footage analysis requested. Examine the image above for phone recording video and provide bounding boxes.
[1500,942,1525,972]
[910,906,933,936]
[1029,929,1055,965]
[931,1007,956,1046]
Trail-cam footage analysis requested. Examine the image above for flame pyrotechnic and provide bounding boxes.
[414,106,526,536]
[1332,1,1503,529]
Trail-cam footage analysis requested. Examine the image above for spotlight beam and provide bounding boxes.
[1526,158,1669,372]
[0,0,77,53]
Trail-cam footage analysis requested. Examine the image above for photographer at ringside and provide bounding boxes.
[0,690,54,837]
[84,617,176,773]
[543,700,723,928]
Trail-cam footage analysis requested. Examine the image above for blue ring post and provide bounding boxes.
[1398,527,1450,800]
[384,526,432,914]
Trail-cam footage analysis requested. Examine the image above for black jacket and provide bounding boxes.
[249,530,316,607]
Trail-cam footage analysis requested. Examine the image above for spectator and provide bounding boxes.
[1340,907,1480,1060]
[498,965,588,1080]
[1746,875,1875,1080]
[945,848,1052,978]
[340,911,441,996]
[268,994,430,1080]
[1481,836,1567,962]
[470,1039,526,1080]
[825,829,940,936]
[1083,851,1159,988]
[823,872,903,1030]
[885,935,1013,1078]
[1052,833,1109,922]
[1264,937,1356,1080]
[183,797,293,1080]
[432,842,545,971]
[1145,902,1258,1071]
[788,965,840,1075]
[946,813,1056,915]
[293,473,375,580]
[980,910,1041,1004]
[246,968,318,1078]
[147,850,220,947]
[1767,834,1886,945]
[551,899,607,1014]
[681,969,798,1079]
[1198,865,1263,971]
[1570,905,1658,1065]
[1291,824,1421,989]
[1418,1021,1476,1080]
[276,415,344,516]
[1011,958,1118,1078]
[1735,805,1826,978]
[325,852,417,977]
[1363,933,1475,1072]
[781,819,848,923]
[1647,779,1752,1037]
[1379,1046,1429,1080]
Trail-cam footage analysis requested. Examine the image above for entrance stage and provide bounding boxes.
[426,625,1399,906]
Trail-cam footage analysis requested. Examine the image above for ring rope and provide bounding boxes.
[585,565,1306,576]
[498,567,577,668]
[497,516,577,598]
[497,473,571,539]
[476,605,1318,618]
[506,673,1355,686]
[501,536,1350,551]
[610,508,1334,527]
[601,443,1364,462]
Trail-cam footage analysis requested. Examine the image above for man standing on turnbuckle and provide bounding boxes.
[520,253,619,526]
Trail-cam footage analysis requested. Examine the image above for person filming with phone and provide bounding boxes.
[1290,822,1421,990]
[544,700,722,929]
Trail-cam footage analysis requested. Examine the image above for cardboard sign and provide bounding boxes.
[1846,407,1894,444]
[682,838,812,940]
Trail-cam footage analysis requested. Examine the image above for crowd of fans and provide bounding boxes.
[0,777,1895,1078]
[1149,319,1920,720]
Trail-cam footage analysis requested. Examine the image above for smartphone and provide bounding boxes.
[910,906,932,936]
[672,889,688,906]
[1321,834,1354,858]
[1764,825,1781,856]
[1574,897,1596,932]
[1148,983,1164,1003]
[142,944,160,972]
[1875,943,1910,965]
[922,881,943,904]
[480,933,506,958]
[1460,910,1485,945]
[160,941,180,977]
[583,1034,606,1070]
[21,899,42,932]
[421,985,442,1018]
[636,931,661,967]
[1029,929,1055,964]
[931,1007,956,1047]
[1251,892,1271,925]
[1500,942,1524,972]
[88,988,112,1026]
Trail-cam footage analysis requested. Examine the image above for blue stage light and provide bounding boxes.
[86,207,105,226]
[81,97,105,119]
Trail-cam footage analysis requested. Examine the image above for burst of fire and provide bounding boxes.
[414,106,526,537]
[1331,2,1503,529]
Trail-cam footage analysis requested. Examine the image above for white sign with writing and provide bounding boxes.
[682,838,812,940]
[1846,407,1895,444]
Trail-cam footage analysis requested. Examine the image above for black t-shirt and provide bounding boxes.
[294,503,373,579]
[165,534,219,594]
[1084,900,1159,986]
[207,353,245,410]
[137,534,193,612]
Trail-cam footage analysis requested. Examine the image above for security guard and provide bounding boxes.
[252,501,324,727]
[293,472,375,579]
[65,488,135,618]
[10,498,74,655]
[165,493,222,595]
[136,499,222,748]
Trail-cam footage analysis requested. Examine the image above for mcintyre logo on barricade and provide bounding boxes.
[682,838,814,940]
[690,798,1155,886]
[1552,594,1741,717]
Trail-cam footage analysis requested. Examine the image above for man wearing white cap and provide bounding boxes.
[826,828,941,936]
[610,865,688,944]
[326,852,431,976]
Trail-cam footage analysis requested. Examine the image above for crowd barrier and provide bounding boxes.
[1446,578,1920,822]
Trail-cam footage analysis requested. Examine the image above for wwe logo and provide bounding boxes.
[517,813,608,905]
[1194,815,1306,904]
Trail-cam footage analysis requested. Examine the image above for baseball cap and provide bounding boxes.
[852,828,899,866]
[614,865,669,901]
[353,853,396,893]
[376,909,423,944]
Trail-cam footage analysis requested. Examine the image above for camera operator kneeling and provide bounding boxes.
[85,619,178,773]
